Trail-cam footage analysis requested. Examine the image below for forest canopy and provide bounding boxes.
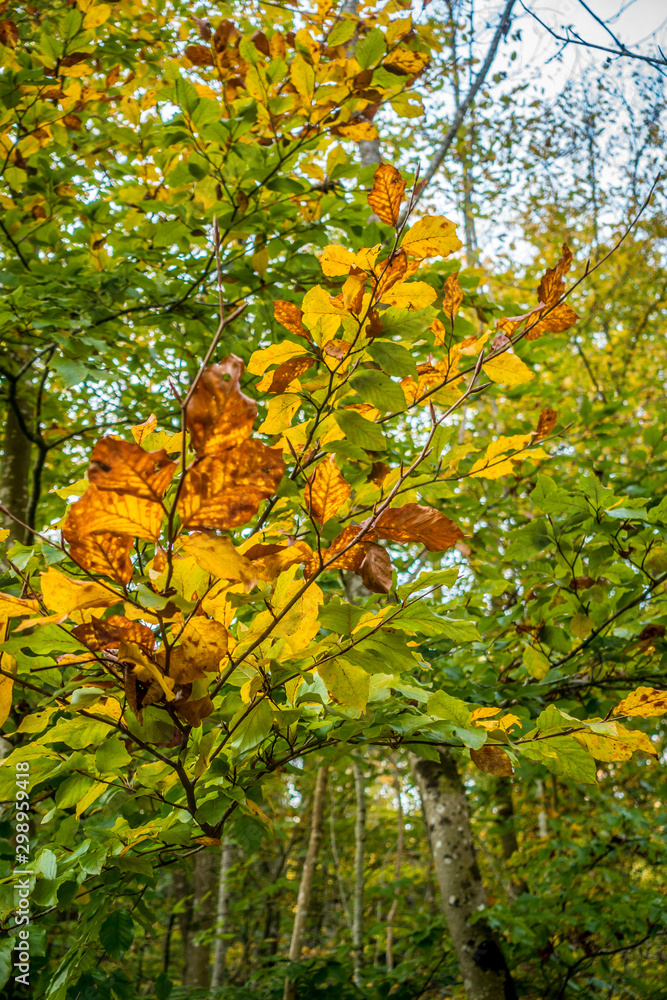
[0,1,666,999]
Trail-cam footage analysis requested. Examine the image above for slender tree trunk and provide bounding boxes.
[283,764,329,1000]
[352,760,366,986]
[0,402,32,543]
[210,838,234,989]
[536,779,548,839]
[494,778,527,897]
[385,775,404,971]
[186,848,217,988]
[410,750,517,1000]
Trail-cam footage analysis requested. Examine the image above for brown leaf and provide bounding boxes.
[268,356,314,392]
[185,356,257,457]
[369,461,391,487]
[471,746,514,776]
[88,437,176,501]
[274,300,310,340]
[358,542,392,593]
[306,455,351,523]
[61,507,133,583]
[178,440,284,530]
[527,244,579,340]
[323,339,352,359]
[373,503,464,552]
[533,407,557,441]
[368,164,406,227]
[0,19,19,47]
[185,44,214,66]
[72,616,155,653]
[442,272,463,324]
[176,694,215,726]
[308,525,369,574]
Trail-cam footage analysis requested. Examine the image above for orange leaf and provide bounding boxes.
[373,503,464,551]
[274,300,310,340]
[185,44,214,66]
[527,244,579,340]
[63,485,164,541]
[62,507,133,583]
[185,356,257,457]
[470,746,514,776]
[374,249,408,298]
[306,455,351,523]
[88,437,176,501]
[268,356,314,393]
[167,617,228,683]
[72,615,155,653]
[368,164,406,227]
[533,407,557,441]
[308,525,369,574]
[178,441,284,531]
[442,272,463,324]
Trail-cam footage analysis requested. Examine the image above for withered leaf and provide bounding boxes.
[176,695,215,726]
[368,164,406,227]
[533,407,558,441]
[72,615,155,653]
[185,356,257,457]
[373,503,464,552]
[64,527,134,585]
[185,44,214,65]
[167,617,228,684]
[308,525,369,574]
[358,542,392,594]
[375,249,408,299]
[442,272,463,324]
[306,455,351,523]
[527,244,579,340]
[178,440,284,531]
[88,437,176,501]
[470,746,514,776]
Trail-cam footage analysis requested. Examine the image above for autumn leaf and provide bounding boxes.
[301,285,345,343]
[180,532,257,586]
[62,512,134,584]
[533,407,558,441]
[367,164,406,227]
[64,485,164,541]
[0,594,40,618]
[483,353,534,386]
[268,356,314,393]
[612,686,667,718]
[317,658,370,712]
[178,440,284,531]
[319,245,358,277]
[166,617,228,684]
[72,615,156,653]
[401,216,462,259]
[442,272,463,324]
[374,249,408,298]
[358,542,392,594]
[573,721,657,761]
[247,341,307,376]
[131,414,158,445]
[527,243,579,340]
[306,455,351,523]
[470,746,514,776]
[185,357,257,457]
[373,504,464,552]
[274,300,310,340]
[88,437,176,501]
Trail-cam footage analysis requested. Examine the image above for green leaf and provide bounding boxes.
[154,972,173,1000]
[520,736,598,783]
[397,567,459,599]
[427,690,472,727]
[0,937,13,990]
[350,370,407,412]
[228,698,273,754]
[334,411,386,450]
[329,20,357,46]
[95,736,132,773]
[55,774,95,809]
[355,27,385,69]
[368,341,418,378]
[318,602,367,634]
[317,658,370,712]
[100,911,135,960]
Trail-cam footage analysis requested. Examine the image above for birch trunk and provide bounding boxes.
[283,764,329,1000]
[185,848,217,988]
[410,750,517,1000]
[210,838,234,989]
[385,775,403,971]
[352,760,366,986]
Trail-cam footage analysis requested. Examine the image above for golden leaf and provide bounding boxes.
[178,440,284,531]
[88,437,176,501]
[72,615,155,653]
[367,164,406,227]
[333,121,378,142]
[180,532,257,586]
[248,341,307,377]
[0,594,40,618]
[120,641,176,701]
[305,455,351,523]
[82,4,111,29]
[373,503,464,552]
[131,414,158,445]
[167,617,228,683]
[41,567,120,617]
[533,407,558,441]
[527,244,579,340]
[573,721,657,762]
[63,509,134,583]
[401,216,462,259]
[470,746,514,776]
[268,356,314,393]
[319,245,357,276]
[482,353,534,386]
[442,272,463,323]
[274,300,310,340]
[301,285,345,344]
[384,48,429,75]
[63,484,164,541]
[612,686,667,718]
[374,249,408,298]
[382,280,436,310]
[258,393,301,434]
[185,356,257,457]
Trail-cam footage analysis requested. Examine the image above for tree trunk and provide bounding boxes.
[185,848,217,988]
[410,750,517,1000]
[210,837,234,989]
[283,764,329,1000]
[0,402,32,543]
[494,778,528,897]
[352,760,366,985]
[385,775,403,971]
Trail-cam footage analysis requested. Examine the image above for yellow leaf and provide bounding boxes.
[0,528,9,544]
[367,164,406,227]
[76,780,107,816]
[258,394,301,434]
[64,485,164,541]
[523,645,550,679]
[401,216,462,259]
[317,658,370,713]
[241,674,263,704]
[573,721,658,761]
[305,455,351,522]
[301,285,345,344]
[483,353,534,386]
[383,280,436,309]
[290,54,315,102]
[131,414,158,445]
[335,121,378,142]
[41,567,119,618]
[247,341,306,376]
[612,686,667,718]
[82,3,111,28]
[319,245,357,276]
[120,641,176,701]
[180,532,257,586]
[0,626,15,727]
[0,594,40,618]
